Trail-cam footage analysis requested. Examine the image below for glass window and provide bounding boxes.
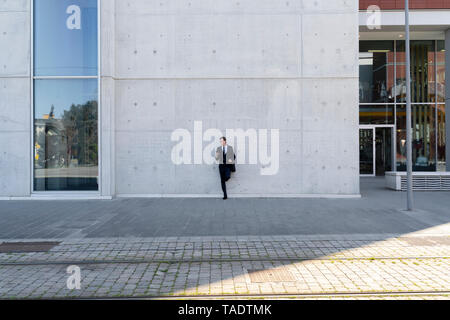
[359,129,374,175]
[34,0,98,76]
[34,79,98,191]
[359,40,446,173]
[375,127,393,175]
[359,105,394,125]
[396,40,435,103]
[33,0,98,191]
[396,105,436,172]
[359,41,395,103]
[436,40,446,103]
[437,105,446,171]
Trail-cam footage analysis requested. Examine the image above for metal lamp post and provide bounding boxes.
[405,0,414,210]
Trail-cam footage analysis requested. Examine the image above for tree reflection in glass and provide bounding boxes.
[34,79,98,191]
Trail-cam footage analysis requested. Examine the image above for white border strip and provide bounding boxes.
[359,10,450,27]
[115,193,362,199]
[0,195,112,200]
[0,194,361,200]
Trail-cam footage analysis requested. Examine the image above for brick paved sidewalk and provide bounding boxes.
[0,179,449,299]
[0,233,448,299]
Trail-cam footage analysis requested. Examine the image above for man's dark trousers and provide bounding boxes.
[219,164,231,197]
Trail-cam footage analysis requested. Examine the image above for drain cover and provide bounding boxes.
[247,267,296,283]
[428,236,450,246]
[398,237,435,246]
[399,236,450,246]
[0,242,60,253]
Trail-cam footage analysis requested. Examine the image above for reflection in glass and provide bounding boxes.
[360,129,374,175]
[34,79,98,191]
[436,41,446,103]
[34,0,98,76]
[359,105,394,125]
[396,41,435,103]
[396,105,436,171]
[437,105,446,171]
[359,40,446,172]
[375,128,392,176]
[359,41,395,103]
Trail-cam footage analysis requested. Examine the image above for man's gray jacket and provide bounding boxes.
[215,145,236,165]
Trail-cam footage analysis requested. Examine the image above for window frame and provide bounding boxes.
[359,39,446,172]
[30,0,101,194]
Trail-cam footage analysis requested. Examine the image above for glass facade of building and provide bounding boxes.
[33,0,99,191]
[359,40,446,174]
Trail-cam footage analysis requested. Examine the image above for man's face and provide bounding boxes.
[220,138,226,146]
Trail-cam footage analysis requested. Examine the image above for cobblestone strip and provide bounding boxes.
[0,258,448,299]
[1,235,449,264]
[0,234,448,299]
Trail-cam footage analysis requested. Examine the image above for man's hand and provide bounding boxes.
[215,149,221,161]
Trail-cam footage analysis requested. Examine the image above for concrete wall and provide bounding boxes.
[0,0,31,197]
[0,0,360,198]
[100,0,116,197]
[113,0,360,196]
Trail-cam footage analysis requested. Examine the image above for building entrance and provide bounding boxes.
[360,126,395,176]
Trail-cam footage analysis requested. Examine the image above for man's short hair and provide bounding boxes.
[220,136,227,142]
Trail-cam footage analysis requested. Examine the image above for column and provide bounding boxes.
[0,1,31,197]
[446,29,450,171]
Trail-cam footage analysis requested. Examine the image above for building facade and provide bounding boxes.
[359,1,450,176]
[0,0,448,199]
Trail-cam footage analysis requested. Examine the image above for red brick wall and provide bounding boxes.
[360,0,450,10]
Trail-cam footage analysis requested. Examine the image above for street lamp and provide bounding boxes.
[405,0,414,210]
